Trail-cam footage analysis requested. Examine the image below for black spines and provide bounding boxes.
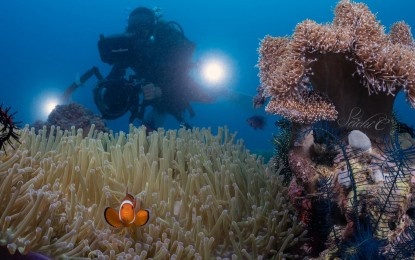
[0,104,20,152]
[372,132,415,234]
[307,175,343,257]
[272,118,293,185]
[386,223,415,259]
[338,216,386,260]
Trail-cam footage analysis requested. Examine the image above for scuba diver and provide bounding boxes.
[93,7,213,131]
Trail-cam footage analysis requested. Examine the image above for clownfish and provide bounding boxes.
[104,190,150,228]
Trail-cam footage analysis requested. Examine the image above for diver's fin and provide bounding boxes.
[75,72,81,86]
[224,89,256,112]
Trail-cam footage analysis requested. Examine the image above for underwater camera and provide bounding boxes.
[98,33,137,65]
[93,77,147,121]
[93,79,132,119]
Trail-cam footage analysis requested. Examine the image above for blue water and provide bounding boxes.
[0,0,414,153]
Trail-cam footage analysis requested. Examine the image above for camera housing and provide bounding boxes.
[93,79,131,119]
[98,33,136,65]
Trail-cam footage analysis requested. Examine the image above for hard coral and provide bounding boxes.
[32,103,108,137]
[256,0,415,136]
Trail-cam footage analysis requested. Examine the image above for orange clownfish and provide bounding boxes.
[104,191,150,228]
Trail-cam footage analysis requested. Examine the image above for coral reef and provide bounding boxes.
[0,125,306,259]
[285,123,415,258]
[256,0,415,136]
[256,0,415,257]
[32,103,108,137]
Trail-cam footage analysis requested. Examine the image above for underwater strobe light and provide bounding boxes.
[202,60,226,84]
[198,52,233,89]
[42,96,60,118]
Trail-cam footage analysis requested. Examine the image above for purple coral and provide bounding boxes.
[32,103,108,136]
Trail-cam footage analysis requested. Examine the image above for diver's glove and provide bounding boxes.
[180,122,192,130]
[142,83,162,100]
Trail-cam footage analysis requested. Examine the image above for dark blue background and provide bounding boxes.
[1,0,414,154]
